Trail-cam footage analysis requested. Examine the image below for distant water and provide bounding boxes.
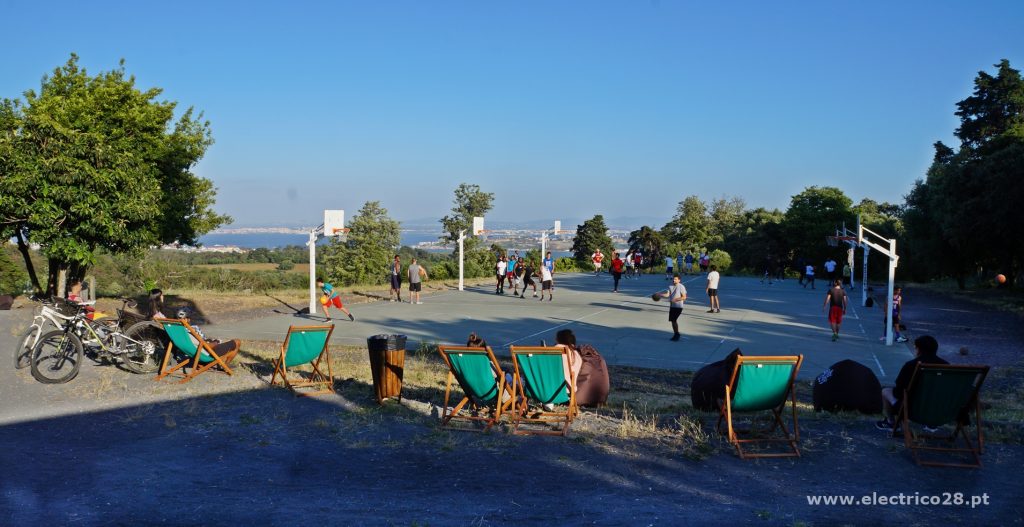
[196,231,574,259]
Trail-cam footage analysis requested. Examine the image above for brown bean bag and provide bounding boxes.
[812,359,882,414]
[575,344,610,407]
[0,295,13,310]
[690,348,743,411]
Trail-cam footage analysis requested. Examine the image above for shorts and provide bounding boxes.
[828,305,844,324]
[542,280,552,291]
[707,288,718,297]
[524,278,536,286]
[666,267,673,274]
[321,296,344,309]
[506,271,515,280]
[409,282,421,292]
[669,306,683,322]
[391,275,401,289]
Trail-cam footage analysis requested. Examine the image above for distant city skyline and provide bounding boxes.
[3,2,1021,228]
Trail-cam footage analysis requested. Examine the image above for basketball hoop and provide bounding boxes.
[331,227,350,237]
[826,235,856,247]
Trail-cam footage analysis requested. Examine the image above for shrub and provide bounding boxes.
[277,260,295,271]
[0,249,28,295]
[708,249,732,273]
[555,257,581,273]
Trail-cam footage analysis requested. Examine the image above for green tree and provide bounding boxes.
[954,59,1024,152]
[627,226,665,271]
[783,186,854,265]
[0,55,230,294]
[662,195,711,247]
[708,196,746,247]
[0,247,28,296]
[439,183,494,254]
[571,215,613,269]
[322,201,401,286]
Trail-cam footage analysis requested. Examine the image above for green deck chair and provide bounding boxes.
[898,363,989,468]
[717,355,803,459]
[271,325,335,396]
[437,345,514,431]
[509,346,577,436]
[154,318,240,384]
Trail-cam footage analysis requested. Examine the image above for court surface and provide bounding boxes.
[208,272,914,382]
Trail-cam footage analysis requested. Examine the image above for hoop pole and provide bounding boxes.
[884,238,897,346]
[541,231,547,262]
[309,228,319,315]
[458,230,466,292]
[862,245,869,308]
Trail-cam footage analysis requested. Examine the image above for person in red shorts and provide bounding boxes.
[822,279,848,341]
[317,279,354,322]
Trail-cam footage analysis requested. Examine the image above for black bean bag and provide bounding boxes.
[0,295,13,310]
[690,348,743,411]
[575,344,610,407]
[812,359,882,414]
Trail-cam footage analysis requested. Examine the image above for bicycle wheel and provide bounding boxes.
[120,321,167,374]
[14,326,40,369]
[30,330,84,384]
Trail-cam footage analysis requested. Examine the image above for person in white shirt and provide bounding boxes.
[706,265,721,313]
[665,256,674,280]
[655,274,688,341]
[495,255,507,295]
[539,264,554,301]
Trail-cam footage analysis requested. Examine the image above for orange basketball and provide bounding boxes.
[996,274,1007,284]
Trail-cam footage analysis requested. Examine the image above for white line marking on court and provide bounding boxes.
[501,308,611,348]
[872,353,886,378]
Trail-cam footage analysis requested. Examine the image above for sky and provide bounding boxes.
[2,1,1022,229]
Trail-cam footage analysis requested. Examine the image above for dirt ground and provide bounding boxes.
[1,282,1022,526]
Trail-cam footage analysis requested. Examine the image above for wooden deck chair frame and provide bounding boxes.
[717,355,803,459]
[270,325,335,396]
[897,363,989,468]
[154,318,239,384]
[437,345,515,432]
[509,346,578,436]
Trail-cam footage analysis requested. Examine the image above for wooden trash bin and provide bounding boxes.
[367,334,407,403]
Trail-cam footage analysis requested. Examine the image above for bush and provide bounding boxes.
[556,257,581,273]
[0,248,28,295]
[277,260,295,271]
[708,249,732,273]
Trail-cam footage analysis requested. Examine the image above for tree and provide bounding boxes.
[571,215,613,268]
[708,196,746,247]
[0,55,230,294]
[322,201,401,286]
[439,183,494,255]
[662,196,711,248]
[627,226,665,271]
[783,186,854,265]
[955,59,1024,153]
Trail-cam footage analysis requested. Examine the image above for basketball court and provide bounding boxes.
[208,272,914,382]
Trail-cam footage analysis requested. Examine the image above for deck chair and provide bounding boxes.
[898,363,989,468]
[154,318,240,384]
[270,325,335,396]
[509,346,578,436]
[437,345,515,431]
[717,355,803,459]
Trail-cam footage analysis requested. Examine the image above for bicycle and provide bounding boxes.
[30,302,168,383]
[13,296,79,369]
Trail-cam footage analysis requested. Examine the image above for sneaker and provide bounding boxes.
[896,336,908,343]
[832,334,838,342]
[922,425,939,433]
[532,293,538,297]
[670,334,681,341]
[416,301,423,305]
[714,309,721,313]
[706,309,714,313]
[348,314,355,321]
[548,297,552,302]
[542,403,555,411]
[325,317,332,322]
[875,419,893,431]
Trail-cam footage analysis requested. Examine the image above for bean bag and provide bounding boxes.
[575,344,610,407]
[812,359,882,414]
[690,348,743,411]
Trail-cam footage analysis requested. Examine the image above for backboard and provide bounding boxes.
[473,217,485,235]
[324,210,345,237]
[554,220,561,235]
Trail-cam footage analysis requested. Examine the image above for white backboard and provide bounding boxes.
[324,210,345,236]
[554,220,561,235]
[473,216,485,235]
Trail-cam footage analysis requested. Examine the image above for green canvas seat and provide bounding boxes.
[899,363,989,468]
[717,355,803,459]
[510,346,577,436]
[437,345,513,431]
[155,318,240,384]
[271,325,335,396]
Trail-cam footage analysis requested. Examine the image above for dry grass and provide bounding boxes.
[193,263,311,274]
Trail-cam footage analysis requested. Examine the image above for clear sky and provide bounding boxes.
[3,1,1022,228]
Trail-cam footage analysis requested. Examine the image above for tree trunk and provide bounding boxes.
[15,229,42,294]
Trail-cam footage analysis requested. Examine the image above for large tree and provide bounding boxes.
[627,226,665,271]
[571,215,614,268]
[661,195,711,248]
[783,186,854,265]
[0,55,230,294]
[322,201,400,286]
[439,183,494,255]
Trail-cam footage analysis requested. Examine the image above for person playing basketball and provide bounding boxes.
[823,279,848,341]
[317,279,354,321]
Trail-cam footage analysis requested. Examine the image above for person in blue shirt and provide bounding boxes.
[316,279,354,321]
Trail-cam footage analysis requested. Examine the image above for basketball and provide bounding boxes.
[651,293,661,302]
[996,274,1007,284]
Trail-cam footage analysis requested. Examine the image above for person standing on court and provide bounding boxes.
[803,263,816,289]
[407,258,428,305]
[633,251,643,278]
[610,252,624,292]
[591,249,604,276]
[706,265,721,313]
[389,255,403,303]
[655,274,688,341]
[842,263,852,289]
[684,251,694,275]
[824,257,838,283]
[495,255,507,295]
[506,253,518,296]
[539,263,554,301]
[664,255,674,280]
[543,251,555,292]
[822,279,848,341]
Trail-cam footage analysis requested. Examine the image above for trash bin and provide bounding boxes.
[367,334,407,403]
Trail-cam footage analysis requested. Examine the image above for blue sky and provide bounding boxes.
[3,1,1022,228]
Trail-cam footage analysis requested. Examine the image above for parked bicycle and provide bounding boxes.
[29,301,169,383]
[13,296,79,370]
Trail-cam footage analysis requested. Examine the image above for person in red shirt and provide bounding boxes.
[610,252,625,292]
[591,249,604,276]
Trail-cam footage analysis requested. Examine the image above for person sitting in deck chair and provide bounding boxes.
[875,335,948,433]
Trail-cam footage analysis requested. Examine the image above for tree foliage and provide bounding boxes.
[627,226,665,270]
[322,201,400,286]
[782,186,854,265]
[571,215,613,268]
[662,195,711,247]
[0,55,229,293]
[439,183,494,254]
